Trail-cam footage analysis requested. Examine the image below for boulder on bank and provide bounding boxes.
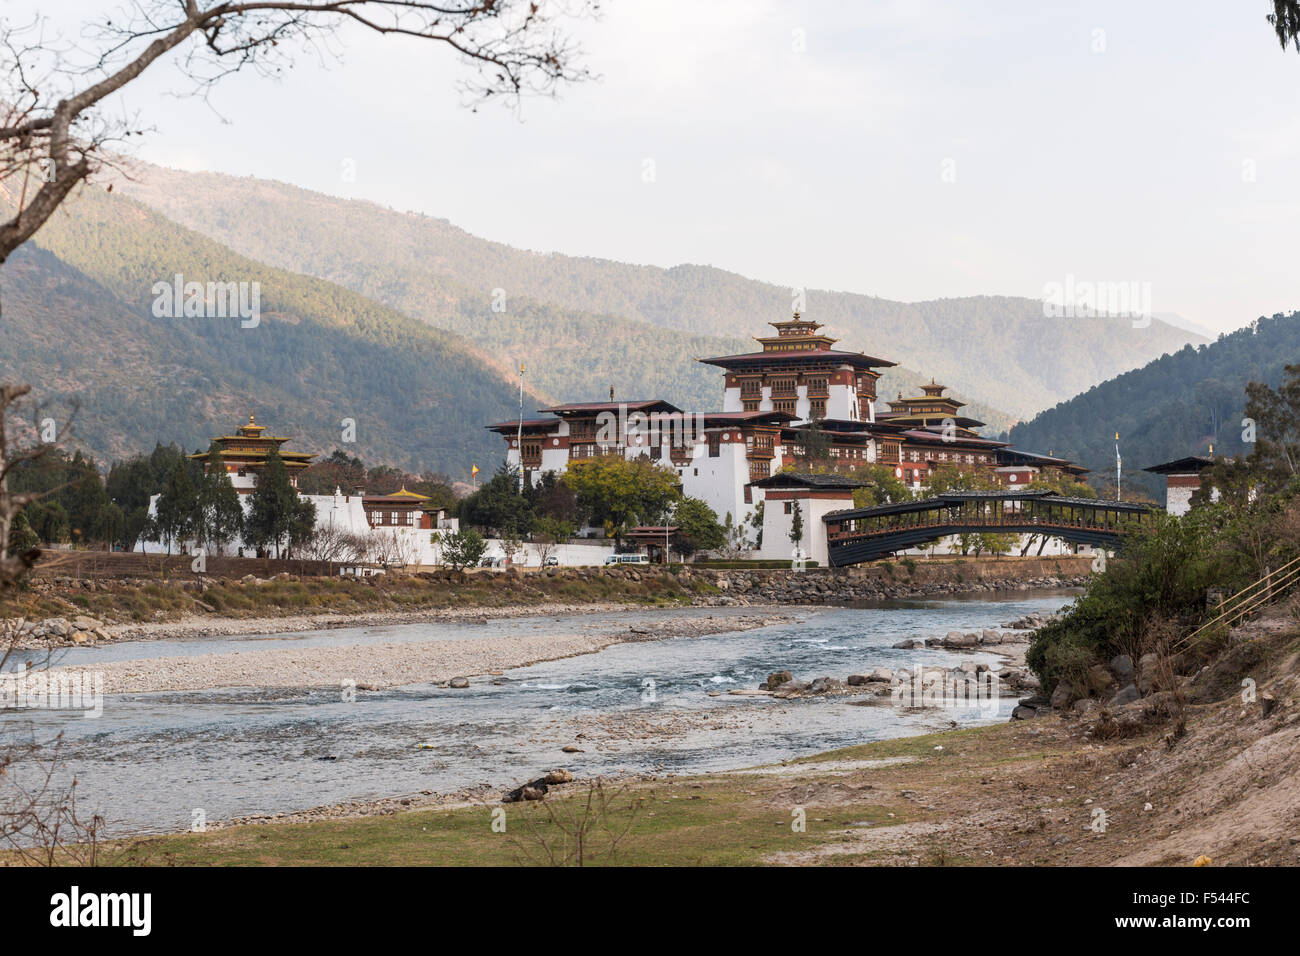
[1109,683,1139,707]
[503,770,576,802]
[766,670,793,689]
[1049,680,1076,709]
[1136,653,1162,693]
[1011,694,1052,720]
[1110,654,1135,682]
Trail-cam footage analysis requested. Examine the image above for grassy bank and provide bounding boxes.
[39,719,1173,867]
[2,567,719,625]
[4,555,1089,628]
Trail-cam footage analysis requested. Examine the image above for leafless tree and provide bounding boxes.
[386,528,416,568]
[532,532,557,567]
[302,520,353,562]
[0,396,110,865]
[507,779,645,867]
[0,0,597,272]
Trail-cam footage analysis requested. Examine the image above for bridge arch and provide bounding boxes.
[822,490,1154,567]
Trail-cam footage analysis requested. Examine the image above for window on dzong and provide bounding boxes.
[708,434,721,457]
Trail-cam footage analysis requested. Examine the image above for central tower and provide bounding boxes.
[698,312,896,423]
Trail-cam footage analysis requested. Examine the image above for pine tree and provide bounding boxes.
[197,442,245,554]
[154,461,200,554]
[7,509,39,558]
[245,448,299,558]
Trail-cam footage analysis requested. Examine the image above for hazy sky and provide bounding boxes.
[19,0,1300,334]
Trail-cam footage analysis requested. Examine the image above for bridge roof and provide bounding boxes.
[1041,495,1151,513]
[752,471,865,490]
[824,490,1151,522]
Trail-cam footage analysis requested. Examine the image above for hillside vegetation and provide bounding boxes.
[0,185,541,477]
[1008,312,1300,497]
[116,165,1201,423]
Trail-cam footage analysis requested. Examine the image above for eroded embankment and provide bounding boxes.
[8,555,1091,649]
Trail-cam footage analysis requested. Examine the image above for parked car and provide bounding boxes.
[604,553,650,565]
[543,555,560,567]
[478,556,505,570]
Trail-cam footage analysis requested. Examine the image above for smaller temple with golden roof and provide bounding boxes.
[190,414,315,492]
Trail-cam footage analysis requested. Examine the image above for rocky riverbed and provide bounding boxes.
[41,612,799,694]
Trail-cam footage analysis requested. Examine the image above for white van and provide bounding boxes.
[604,553,650,566]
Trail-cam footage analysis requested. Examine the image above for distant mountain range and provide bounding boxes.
[114,164,1202,426]
[1008,312,1300,498]
[0,185,536,477]
[0,162,1210,481]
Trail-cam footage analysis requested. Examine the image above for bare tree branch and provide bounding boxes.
[0,1,597,272]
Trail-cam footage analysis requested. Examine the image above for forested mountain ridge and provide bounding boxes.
[1006,312,1300,498]
[115,164,1203,423]
[0,184,544,477]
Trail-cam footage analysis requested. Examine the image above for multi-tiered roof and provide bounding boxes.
[190,414,315,480]
[699,314,895,372]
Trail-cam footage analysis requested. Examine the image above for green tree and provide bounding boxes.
[298,449,367,495]
[671,497,725,559]
[851,463,910,508]
[562,456,680,541]
[788,500,804,549]
[196,443,245,554]
[59,451,113,545]
[25,499,70,544]
[923,462,1001,494]
[459,463,534,536]
[154,462,201,554]
[245,448,308,558]
[7,509,39,558]
[749,500,764,549]
[527,470,580,526]
[797,421,832,464]
[442,528,488,571]
[1243,362,1300,483]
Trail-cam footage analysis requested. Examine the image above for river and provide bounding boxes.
[2,590,1076,835]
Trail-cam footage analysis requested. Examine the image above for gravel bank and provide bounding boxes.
[48,612,798,694]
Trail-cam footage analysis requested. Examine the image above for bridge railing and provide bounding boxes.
[827,509,1144,542]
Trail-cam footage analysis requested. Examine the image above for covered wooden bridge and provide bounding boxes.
[823,490,1154,567]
